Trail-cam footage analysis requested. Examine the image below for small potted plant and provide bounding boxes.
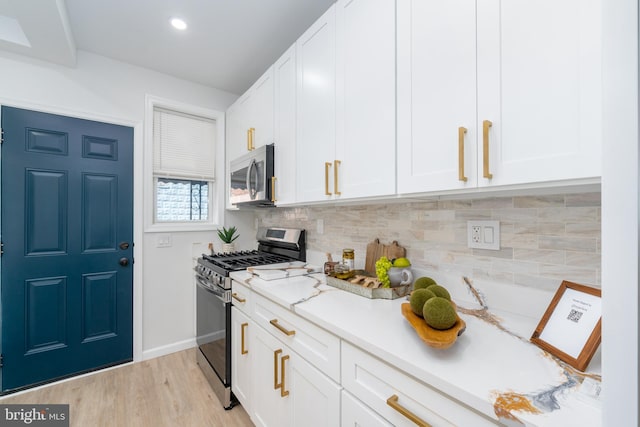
[217,226,239,253]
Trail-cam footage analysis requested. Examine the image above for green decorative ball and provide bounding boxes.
[409,289,436,317]
[423,297,457,330]
[427,284,451,301]
[413,276,437,290]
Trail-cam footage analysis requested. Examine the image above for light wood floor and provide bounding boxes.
[0,348,254,427]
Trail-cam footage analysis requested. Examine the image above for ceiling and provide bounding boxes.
[0,0,335,95]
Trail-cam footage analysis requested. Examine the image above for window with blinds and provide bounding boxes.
[153,108,216,222]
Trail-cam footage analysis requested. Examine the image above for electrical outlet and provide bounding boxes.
[471,226,481,243]
[467,221,500,250]
[317,219,324,234]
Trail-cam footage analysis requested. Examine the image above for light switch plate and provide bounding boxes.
[467,220,500,250]
[156,233,172,248]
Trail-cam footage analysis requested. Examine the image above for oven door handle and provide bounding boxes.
[195,275,230,303]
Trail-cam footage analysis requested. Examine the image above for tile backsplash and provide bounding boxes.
[255,192,601,292]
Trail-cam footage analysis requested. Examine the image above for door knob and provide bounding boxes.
[119,257,129,266]
[119,242,130,250]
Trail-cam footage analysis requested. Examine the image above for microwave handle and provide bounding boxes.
[247,159,258,200]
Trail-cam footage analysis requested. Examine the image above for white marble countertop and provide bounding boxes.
[230,268,602,426]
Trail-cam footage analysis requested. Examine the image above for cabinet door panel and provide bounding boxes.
[251,325,289,427]
[289,352,341,427]
[274,44,297,205]
[231,307,252,413]
[249,69,275,150]
[477,0,602,186]
[296,6,336,202]
[397,0,477,194]
[336,0,396,199]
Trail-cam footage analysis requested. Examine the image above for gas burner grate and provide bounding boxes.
[200,251,295,273]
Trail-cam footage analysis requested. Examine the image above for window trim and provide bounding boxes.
[144,95,225,233]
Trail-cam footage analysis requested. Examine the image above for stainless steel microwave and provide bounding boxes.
[229,143,275,207]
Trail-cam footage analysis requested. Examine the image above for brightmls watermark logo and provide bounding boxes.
[0,405,68,427]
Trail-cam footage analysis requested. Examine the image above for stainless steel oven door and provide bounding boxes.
[195,275,231,391]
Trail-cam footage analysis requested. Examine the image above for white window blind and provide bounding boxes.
[153,108,216,180]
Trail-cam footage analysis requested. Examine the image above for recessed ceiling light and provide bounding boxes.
[170,18,187,31]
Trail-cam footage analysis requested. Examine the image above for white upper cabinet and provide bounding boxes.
[477,0,602,187]
[335,0,396,199]
[226,67,275,164]
[248,68,275,151]
[296,5,336,203]
[397,0,602,195]
[397,0,478,194]
[296,0,396,203]
[273,44,297,205]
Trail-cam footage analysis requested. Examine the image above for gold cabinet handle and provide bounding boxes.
[249,127,256,151]
[458,127,468,182]
[324,162,332,196]
[334,160,342,195]
[271,176,277,202]
[270,319,296,336]
[241,322,248,355]
[386,395,431,427]
[280,354,290,397]
[246,128,252,151]
[274,349,283,390]
[482,120,493,179]
[232,293,246,303]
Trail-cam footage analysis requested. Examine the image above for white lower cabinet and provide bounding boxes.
[342,390,393,427]
[232,285,341,427]
[250,318,341,427]
[231,307,252,413]
[250,323,289,427]
[341,342,499,427]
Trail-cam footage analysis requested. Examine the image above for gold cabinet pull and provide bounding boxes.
[280,354,290,397]
[232,293,246,303]
[240,322,248,355]
[246,128,252,151]
[458,127,468,182]
[482,120,493,179]
[324,162,332,196]
[386,395,431,427]
[334,160,342,195]
[270,319,296,336]
[249,127,256,150]
[271,176,277,202]
[274,349,283,390]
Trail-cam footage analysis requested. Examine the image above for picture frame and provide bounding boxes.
[530,280,602,371]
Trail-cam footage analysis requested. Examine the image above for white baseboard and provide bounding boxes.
[141,338,197,361]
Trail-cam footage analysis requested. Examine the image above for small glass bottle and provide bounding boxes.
[342,249,355,271]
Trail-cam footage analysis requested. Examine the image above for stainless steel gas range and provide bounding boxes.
[194,227,306,409]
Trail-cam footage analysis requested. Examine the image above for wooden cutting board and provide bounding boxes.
[364,239,407,275]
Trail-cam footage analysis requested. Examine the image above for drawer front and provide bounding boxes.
[253,292,341,382]
[231,280,253,316]
[342,342,499,427]
[342,390,393,427]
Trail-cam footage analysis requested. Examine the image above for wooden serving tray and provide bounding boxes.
[401,303,466,349]
[326,275,411,300]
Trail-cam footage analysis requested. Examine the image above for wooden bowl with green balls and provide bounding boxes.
[401,278,466,349]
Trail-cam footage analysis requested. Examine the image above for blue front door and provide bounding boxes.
[0,106,134,392]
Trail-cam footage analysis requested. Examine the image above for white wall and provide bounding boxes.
[0,49,239,361]
[601,0,639,424]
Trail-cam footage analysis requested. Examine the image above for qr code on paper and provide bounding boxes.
[567,309,583,323]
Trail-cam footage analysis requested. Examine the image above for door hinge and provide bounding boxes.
[0,242,3,256]
[1,128,4,144]
[0,354,4,368]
